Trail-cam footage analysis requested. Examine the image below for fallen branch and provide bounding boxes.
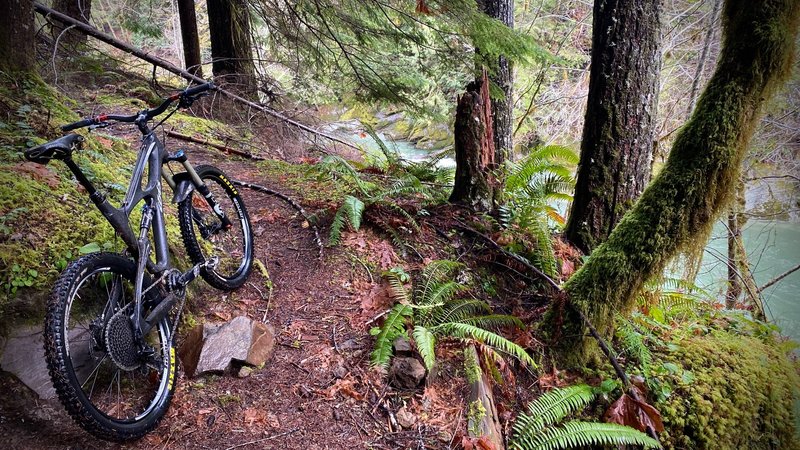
[33,2,359,151]
[758,262,800,293]
[231,180,323,259]
[165,130,265,161]
[453,221,560,291]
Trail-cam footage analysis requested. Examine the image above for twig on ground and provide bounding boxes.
[166,130,266,160]
[222,428,300,450]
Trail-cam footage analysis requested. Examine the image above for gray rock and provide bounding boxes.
[0,325,55,399]
[179,316,276,377]
[332,365,348,379]
[393,336,412,355]
[396,407,417,428]
[389,357,426,389]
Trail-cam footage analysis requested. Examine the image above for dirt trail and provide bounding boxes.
[0,133,464,449]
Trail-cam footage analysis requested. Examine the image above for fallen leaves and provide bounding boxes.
[13,162,60,188]
[604,389,664,434]
[243,407,281,429]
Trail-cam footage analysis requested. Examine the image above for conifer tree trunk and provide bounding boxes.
[480,0,514,166]
[564,0,662,254]
[554,0,800,365]
[177,0,203,78]
[0,0,35,72]
[207,0,256,97]
[450,71,498,211]
[52,0,91,47]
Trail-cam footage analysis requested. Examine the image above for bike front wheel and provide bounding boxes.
[44,253,177,442]
[178,165,254,291]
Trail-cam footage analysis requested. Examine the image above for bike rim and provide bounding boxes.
[192,176,252,280]
[62,267,172,423]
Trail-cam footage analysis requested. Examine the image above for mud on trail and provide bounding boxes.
[0,132,468,450]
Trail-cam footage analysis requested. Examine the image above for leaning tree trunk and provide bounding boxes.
[480,0,514,167]
[553,0,800,366]
[725,177,765,319]
[0,0,35,72]
[52,0,91,47]
[177,0,203,78]
[564,0,662,254]
[207,0,256,98]
[450,71,498,211]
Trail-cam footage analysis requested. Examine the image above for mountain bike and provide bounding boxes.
[23,82,254,441]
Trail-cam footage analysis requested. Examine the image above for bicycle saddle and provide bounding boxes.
[24,133,84,164]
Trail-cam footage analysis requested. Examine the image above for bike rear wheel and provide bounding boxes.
[44,253,176,442]
[178,165,254,291]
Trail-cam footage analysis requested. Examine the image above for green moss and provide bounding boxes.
[653,330,799,450]
[464,347,482,384]
[467,399,487,436]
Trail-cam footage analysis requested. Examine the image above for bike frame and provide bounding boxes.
[61,115,227,339]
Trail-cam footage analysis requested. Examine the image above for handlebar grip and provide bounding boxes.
[183,82,216,98]
[61,118,96,132]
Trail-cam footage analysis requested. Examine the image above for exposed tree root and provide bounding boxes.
[231,180,323,259]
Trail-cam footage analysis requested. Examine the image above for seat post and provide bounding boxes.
[63,157,99,198]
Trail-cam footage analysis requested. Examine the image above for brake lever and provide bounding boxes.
[88,122,111,131]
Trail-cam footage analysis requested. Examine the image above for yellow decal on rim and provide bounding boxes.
[219,175,239,196]
[168,347,176,390]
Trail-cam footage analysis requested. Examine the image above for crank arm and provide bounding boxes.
[178,256,219,287]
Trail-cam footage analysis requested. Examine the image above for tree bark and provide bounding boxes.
[0,0,35,72]
[207,0,256,98]
[177,0,203,78]
[52,0,91,47]
[725,177,765,319]
[553,0,800,365]
[450,71,498,211]
[686,0,722,117]
[564,0,662,254]
[480,0,514,167]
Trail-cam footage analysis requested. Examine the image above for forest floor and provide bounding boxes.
[0,83,546,449]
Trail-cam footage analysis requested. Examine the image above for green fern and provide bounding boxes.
[438,322,536,368]
[413,325,437,370]
[510,384,659,450]
[514,422,660,450]
[370,304,412,369]
[329,195,366,245]
[371,260,534,372]
[616,317,653,376]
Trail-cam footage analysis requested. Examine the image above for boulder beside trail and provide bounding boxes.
[179,316,276,377]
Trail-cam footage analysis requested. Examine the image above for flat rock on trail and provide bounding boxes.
[0,140,457,449]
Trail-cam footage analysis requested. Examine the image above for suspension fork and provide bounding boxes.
[169,150,232,230]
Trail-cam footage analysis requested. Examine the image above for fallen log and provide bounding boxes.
[464,344,504,450]
[165,130,265,161]
[33,2,359,151]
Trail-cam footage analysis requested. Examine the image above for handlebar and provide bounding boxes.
[61,82,216,132]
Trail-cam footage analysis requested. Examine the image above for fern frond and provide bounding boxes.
[458,314,525,330]
[511,421,660,450]
[328,195,365,245]
[437,322,536,369]
[418,260,464,303]
[616,318,652,376]
[385,271,412,304]
[511,384,596,439]
[370,304,412,369]
[435,299,493,324]
[413,325,437,370]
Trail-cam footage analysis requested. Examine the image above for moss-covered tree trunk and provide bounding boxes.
[0,0,35,73]
[564,0,662,254]
[450,71,498,211]
[554,0,800,365]
[177,0,203,78]
[207,0,256,98]
[480,0,514,167]
[52,0,91,47]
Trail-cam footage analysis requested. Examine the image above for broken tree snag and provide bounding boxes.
[450,70,499,212]
[464,345,504,450]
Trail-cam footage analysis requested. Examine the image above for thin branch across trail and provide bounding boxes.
[758,263,800,293]
[166,130,266,161]
[33,2,359,151]
[231,180,324,259]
